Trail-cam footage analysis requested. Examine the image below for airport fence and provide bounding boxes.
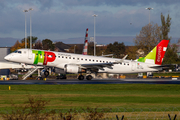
[1,107,180,120]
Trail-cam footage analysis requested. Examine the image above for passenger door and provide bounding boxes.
[131,61,136,71]
[28,50,33,59]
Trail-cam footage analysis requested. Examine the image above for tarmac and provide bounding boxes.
[0,78,180,85]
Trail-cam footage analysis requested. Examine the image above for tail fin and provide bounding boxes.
[137,40,169,65]
[82,28,88,55]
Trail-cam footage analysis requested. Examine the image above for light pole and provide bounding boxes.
[146,7,153,24]
[23,9,28,48]
[29,8,33,49]
[92,14,98,56]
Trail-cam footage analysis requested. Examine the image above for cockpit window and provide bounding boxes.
[14,50,22,54]
[18,51,22,54]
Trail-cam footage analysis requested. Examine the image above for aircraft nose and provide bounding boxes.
[4,55,10,61]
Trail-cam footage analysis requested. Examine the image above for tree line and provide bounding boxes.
[11,37,55,52]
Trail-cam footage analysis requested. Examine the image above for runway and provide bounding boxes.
[0,78,180,85]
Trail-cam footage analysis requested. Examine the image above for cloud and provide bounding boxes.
[0,0,180,47]
[59,0,179,7]
[36,0,53,10]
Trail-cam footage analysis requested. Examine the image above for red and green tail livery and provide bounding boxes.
[137,40,169,65]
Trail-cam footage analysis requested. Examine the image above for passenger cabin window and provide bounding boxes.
[73,57,75,59]
[85,59,87,61]
[48,55,53,58]
[69,57,71,59]
[81,58,83,60]
[62,56,64,58]
[77,58,79,60]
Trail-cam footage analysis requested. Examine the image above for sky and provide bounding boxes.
[0,0,180,47]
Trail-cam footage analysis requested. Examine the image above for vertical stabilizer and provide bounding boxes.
[82,28,88,55]
[137,40,169,65]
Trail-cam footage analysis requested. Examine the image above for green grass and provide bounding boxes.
[0,84,180,111]
[153,72,180,76]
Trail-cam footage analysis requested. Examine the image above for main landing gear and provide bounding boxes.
[78,74,93,80]
[86,75,93,80]
[78,74,84,80]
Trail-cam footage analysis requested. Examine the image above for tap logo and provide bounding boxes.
[32,50,56,65]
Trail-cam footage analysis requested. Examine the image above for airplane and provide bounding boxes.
[82,28,88,55]
[4,40,169,80]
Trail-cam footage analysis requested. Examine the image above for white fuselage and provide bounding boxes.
[4,49,160,74]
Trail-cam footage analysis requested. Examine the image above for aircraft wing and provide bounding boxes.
[79,62,114,70]
[74,55,128,70]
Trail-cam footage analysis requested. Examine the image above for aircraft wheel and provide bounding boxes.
[86,75,93,80]
[78,75,84,80]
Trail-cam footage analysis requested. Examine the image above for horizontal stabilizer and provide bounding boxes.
[148,64,171,69]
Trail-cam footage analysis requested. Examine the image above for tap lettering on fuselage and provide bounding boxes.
[32,50,56,65]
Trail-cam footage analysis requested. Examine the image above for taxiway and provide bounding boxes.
[0,78,180,85]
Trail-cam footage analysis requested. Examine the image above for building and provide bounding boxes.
[0,47,11,77]
[0,47,10,62]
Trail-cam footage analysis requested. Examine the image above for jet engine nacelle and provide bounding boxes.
[64,64,81,74]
